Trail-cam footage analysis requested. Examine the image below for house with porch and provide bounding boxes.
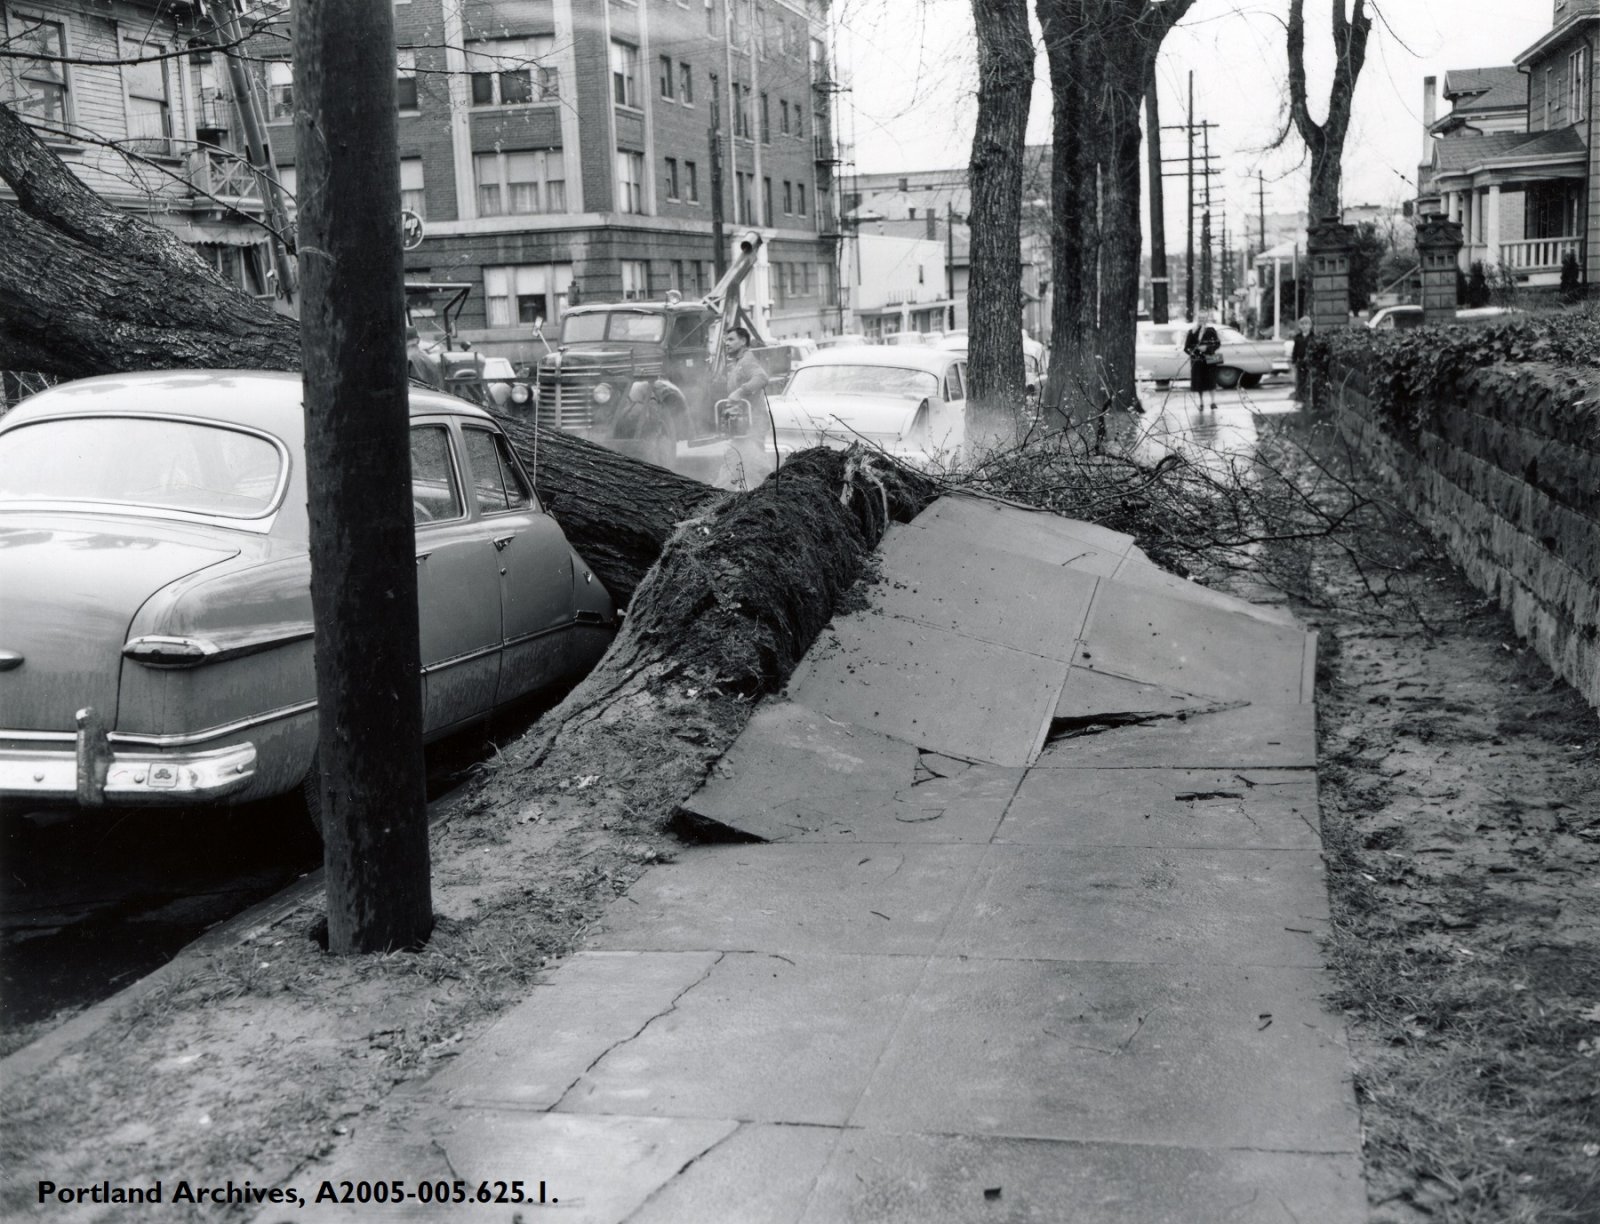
[1422,0,1600,288]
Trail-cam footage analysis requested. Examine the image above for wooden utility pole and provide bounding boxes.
[1200,121,1214,309]
[710,98,727,277]
[1145,63,1169,324]
[295,0,433,953]
[1185,71,1194,320]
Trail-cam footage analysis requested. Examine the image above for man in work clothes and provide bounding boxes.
[717,326,774,490]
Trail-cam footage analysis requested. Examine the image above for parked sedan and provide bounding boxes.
[0,371,615,814]
[1135,321,1287,389]
[767,346,969,466]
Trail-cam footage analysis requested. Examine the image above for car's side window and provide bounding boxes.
[463,426,533,515]
[410,425,463,524]
[945,363,965,402]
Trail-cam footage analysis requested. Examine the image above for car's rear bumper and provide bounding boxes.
[0,707,256,807]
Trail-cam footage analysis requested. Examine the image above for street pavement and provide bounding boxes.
[263,431,1364,1223]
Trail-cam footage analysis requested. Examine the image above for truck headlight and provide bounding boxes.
[510,383,531,405]
[591,383,613,405]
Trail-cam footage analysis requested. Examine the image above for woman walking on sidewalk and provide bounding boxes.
[1183,311,1223,411]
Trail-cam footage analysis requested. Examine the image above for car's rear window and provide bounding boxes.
[787,365,940,400]
[0,416,284,518]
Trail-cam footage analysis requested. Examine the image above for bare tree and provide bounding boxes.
[1288,0,1373,223]
[965,0,1034,440]
[1034,0,1193,431]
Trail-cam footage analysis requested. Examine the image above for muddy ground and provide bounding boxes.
[2,415,1598,1223]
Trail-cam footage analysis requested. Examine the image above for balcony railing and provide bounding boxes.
[190,150,262,203]
[1464,236,1580,272]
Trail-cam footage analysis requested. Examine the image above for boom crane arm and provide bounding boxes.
[703,231,770,384]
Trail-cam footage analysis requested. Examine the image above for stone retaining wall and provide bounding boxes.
[1323,361,1600,710]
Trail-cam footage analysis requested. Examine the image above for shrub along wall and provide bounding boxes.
[1308,320,1600,710]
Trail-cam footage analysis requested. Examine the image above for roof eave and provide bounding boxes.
[1514,15,1599,68]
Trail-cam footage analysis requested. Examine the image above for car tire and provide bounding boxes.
[1239,373,1263,389]
[1214,366,1242,390]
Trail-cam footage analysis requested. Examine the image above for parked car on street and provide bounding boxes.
[768,346,969,466]
[0,371,615,815]
[1367,305,1424,331]
[1135,321,1287,389]
[939,332,1047,399]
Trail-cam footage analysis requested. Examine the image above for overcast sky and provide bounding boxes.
[833,0,1553,243]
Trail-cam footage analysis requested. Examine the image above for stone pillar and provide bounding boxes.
[1417,214,1464,325]
[1307,217,1355,333]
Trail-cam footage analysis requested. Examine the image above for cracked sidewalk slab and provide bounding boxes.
[679,700,1022,844]
[1034,702,1317,769]
[997,767,1321,849]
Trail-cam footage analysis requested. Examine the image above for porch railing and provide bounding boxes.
[1466,237,1581,273]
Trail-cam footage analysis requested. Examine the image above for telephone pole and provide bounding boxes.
[1145,62,1169,324]
[1200,122,1214,310]
[1185,71,1194,320]
[1159,72,1219,322]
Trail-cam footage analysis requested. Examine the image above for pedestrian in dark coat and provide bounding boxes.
[1290,316,1313,402]
[1183,312,1222,410]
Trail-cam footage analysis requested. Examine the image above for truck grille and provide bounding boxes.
[535,362,665,434]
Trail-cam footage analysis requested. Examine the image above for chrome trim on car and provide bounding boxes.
[418,641,502,677]
[123,624,314,668]
[0,738,258,805]
[106,699,318,749]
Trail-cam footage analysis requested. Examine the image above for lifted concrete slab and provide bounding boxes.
[287,1110,737,1223]
[912,495,1140,572]
[1053,666,1219,721]
[850,957,1357,1151]
[1108,555,1306,628]
[629,1122,841,1224]
[589,844,985,957]
[996,767,1321,850]
[427,950,722,1111]
[1036,703,1316,770]
[939,846,1330,966]
[866,522,1096,661]
[682,700,1021,844]
[559,952,927,1126]
[801,1131,1366,1224]
[786,617,1067,768]
[1075,582,1314,705]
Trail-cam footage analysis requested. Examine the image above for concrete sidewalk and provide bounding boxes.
[278,494,1363,1223]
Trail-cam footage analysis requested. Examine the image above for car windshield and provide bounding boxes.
[787,364,941,400]
[561,311,665,343]
[0,417,284,518]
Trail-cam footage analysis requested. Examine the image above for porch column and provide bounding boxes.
[1417,214,1464,325]
[1486,185,1502,269]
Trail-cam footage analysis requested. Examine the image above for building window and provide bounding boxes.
[396,48,418,110]
[1570,47,1588,122]
[794,108,803,140]
[267,60,294,121]
[783,180,793,214]
[617,149,645,213]
[475,149,565,215]
[760,92,770,142]
[780,99,789,135]
[670,260,684,291]
[804,263,816,294]
[123,39,173,153]
[679,62,693,104]
[705,0,717,36]
[620,259,649,300]
[685,160,699,202]
[483,263,573,326]
[400,157,425,217]
[665,156,680,200]
[275,164,298,216]
[797,182,807,216]
[12,16,69,124]
[467,38,558,107]
[762,175,772,225]
[659,55,674,100]
[736,83,751,138]
[611,41,640,109]
[736,171,751,223]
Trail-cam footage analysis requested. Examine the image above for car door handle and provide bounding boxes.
[493,534,516,551]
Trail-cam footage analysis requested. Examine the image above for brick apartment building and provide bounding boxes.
[261,0,843,362]
[1,0,842,368]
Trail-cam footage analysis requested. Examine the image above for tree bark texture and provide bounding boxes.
[1288,0,1372,225]
[295,0,433,954]
[965,0,1033,441]
[1035,0,1192,430]
[0,105,302,376]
